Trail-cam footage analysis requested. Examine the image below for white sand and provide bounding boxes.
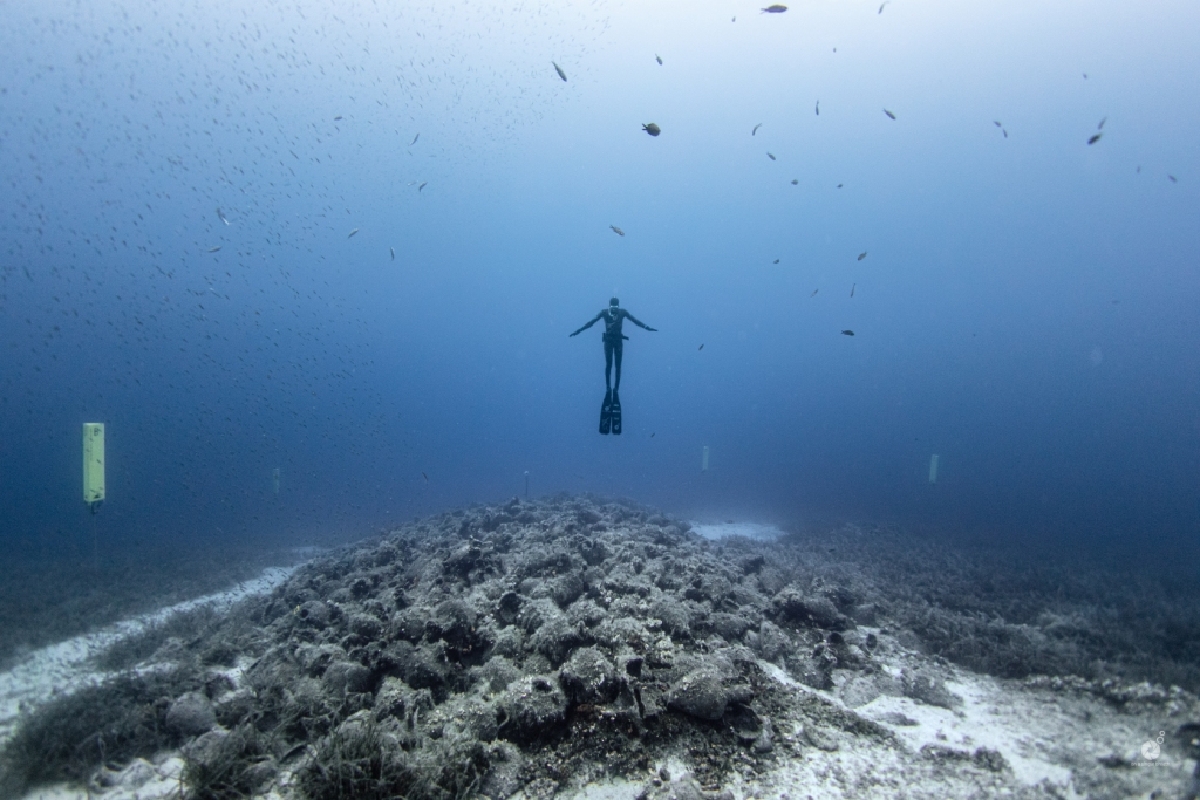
[0,566,295,750]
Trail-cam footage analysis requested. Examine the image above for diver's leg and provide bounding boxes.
[613,343,623,391]
[604,339,614,391]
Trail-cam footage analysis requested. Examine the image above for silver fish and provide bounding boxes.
[348,228,360,238]
[410,133,419,145]
[552,61,567,82]
[751,123,762,136]
[610,225,625,236]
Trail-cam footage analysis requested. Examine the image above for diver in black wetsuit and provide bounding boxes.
[570,298,656,434]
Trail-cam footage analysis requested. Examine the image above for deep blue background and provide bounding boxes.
[1,0,1198,567]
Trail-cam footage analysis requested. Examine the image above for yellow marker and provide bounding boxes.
[83,423,105,506]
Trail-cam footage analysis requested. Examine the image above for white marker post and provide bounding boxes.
[928,454,940,484]
[701,445,710,472]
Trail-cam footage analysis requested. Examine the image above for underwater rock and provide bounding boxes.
[166,691,216,735]
[498,675,568,743]
[558,646,621,706]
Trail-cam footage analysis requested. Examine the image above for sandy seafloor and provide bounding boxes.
[3,519,1198,800]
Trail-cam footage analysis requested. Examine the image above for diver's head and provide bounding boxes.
[609,297,619,307]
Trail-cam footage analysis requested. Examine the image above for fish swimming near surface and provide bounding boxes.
[815,100,820,116]
[207,246,221,253]
[791,178,798,185]
[1087,133,1102,145]
[994,121,1002,128]
[390,247,395,261]
[348,228,360,238]
[1168,175,1178,183]
[410,133,419,145]
[418,182,427,191]
[642,122,661,136]
[552,61,567,82]
[698,344,704,350]
[422,472,429,482]
[837,183,844,188]
[851,283,856,297]
[656,55,663,65]
[857,252,867,260]
[766,152,776,160]
[610,225,625,236]
[773,259,780,264]
[1002,129,1008,138]
[810,289,819,297]
[879,1,890,13]
[1097,117,1107,130]
[884,109,896,120]
[334,115,343,121]
[217,208,230,225]
[761,4,787,12]
[751,123,762,136]
[841,329,855,336]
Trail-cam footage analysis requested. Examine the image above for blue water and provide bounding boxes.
[1,0,1197,564]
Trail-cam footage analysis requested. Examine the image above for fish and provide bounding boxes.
[698,344,704,350]
[410,133,419,145]
[1097,117,1106,130]
[857,252,867,261]
[837,183,844,188]
[656,55,662,65]
[761,4,787,12]
[610,225,625,236]
[217,208,230,225]
[1083,73,1088,79]
[422,472,429,482]
[552,61,567,82]
[879,1,889,13]
[791,178,798,185]
[810,289,819,297]
[333,115,343,121]
[773,259,780,264]
[994,121,1002,127]
[1002,129,1008,138]
[1168,175,1178,183]
[418,182,427,191]
[850,283,856,297]
[841,329,855,336]
[1087,133,1102,145]
[650,432,655,437]
[884,109,896,120]
[642,122,661,136]
[751,123,762,136]
[815,100,820,116]
[390,247,395,261]
[207,246,221,253]
[766,152,776,160]
[348,228,360,238]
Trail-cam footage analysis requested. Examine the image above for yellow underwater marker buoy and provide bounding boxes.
[83,423,105,512]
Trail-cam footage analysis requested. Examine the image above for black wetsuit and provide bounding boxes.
[570,306,655,390]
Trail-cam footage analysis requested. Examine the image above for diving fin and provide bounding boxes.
[610,389,622,435]
[599,389,612,435]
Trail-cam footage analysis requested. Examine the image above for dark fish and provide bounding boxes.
[1002,129,1008,138]
[656,55,662,65]
[837,183,844,188]
[761,4,787,12]
[857,252,867,261]
[766,152,776,160]
[650,432,655,437]
[994,121,1002,127]
[884,109,896,120]
[815,100,820,116]
[1097,117,1106,130]
[850,283,856,297]
[773,259,780,264]
[791,178,798,185]
[610,225,625,236]
[418,182,427,191]
[1087,133,1102,145]
[390,247,395,261]
[552,61,567,82]
[348,227,360,238]
[698,344,704,350]
[410,133,419,145]
[334,115,343,121]
[1083,73,1088,79]
[878,1,889,13]
[642,123,661,136]
[841,329,854,336]
[217,208,229,225]
[207,246,221,253]
[1168,175,1178,183]
[752,123,762,135]
[422,472,429,481]
[810,289,819,297]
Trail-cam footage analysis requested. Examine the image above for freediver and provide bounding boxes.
[570,297,656,435]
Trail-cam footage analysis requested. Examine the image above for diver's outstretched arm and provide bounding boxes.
[625,311,657,332]
[569,311,604,337]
